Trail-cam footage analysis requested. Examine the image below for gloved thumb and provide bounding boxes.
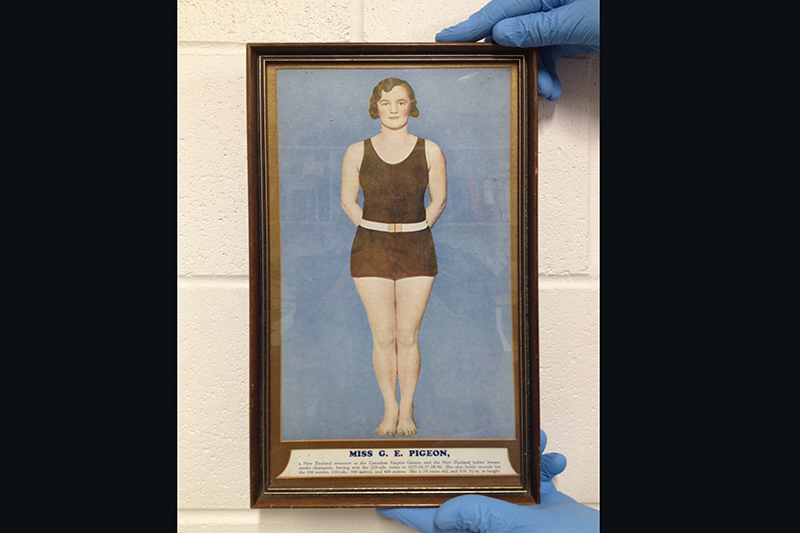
[541,451,567,480]
[378,507,444,533]
[540,429,567,491]
[435,494,530,531]
[541,451,567,494]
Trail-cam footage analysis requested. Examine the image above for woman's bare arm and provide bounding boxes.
[425,140,447,228]
[341,142,364,226]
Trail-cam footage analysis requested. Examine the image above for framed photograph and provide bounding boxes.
[247,43,538,508]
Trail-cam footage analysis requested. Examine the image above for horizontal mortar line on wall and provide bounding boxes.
[539,276,598,291]
[177,509,259,524]
[177,275,597,290]
[178,275,248,289]
[177,39,382,53]
[177,41,246,55]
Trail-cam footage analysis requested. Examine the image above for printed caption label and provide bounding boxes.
[278,447,517,478]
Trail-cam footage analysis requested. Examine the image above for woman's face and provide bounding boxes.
[377,85,411,130]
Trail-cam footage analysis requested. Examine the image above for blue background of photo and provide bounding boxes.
[276,67,516,440]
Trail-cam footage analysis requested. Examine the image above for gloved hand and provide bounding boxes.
[436,0,600,101]
[377,430,599,532]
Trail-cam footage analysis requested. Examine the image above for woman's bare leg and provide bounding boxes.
[354,277,399,436]
[394,276,435,437]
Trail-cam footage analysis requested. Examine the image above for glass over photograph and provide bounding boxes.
[275,67,516,442]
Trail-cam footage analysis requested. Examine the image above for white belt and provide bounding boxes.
[360,219,428,233]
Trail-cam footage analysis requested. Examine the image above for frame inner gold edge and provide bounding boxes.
[258,56,532,497]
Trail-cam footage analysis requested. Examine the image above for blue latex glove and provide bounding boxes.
[377,430,599,532]
[436,0,600,101]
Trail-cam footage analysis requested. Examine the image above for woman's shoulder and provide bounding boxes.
[345,140,366,156]
[342,141,366,168]
[423,138,444,160]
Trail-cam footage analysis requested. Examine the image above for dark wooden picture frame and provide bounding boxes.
[247,43,538,508]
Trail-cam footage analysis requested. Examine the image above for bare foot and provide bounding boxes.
[396,403,418,437]
[376,407,399,436]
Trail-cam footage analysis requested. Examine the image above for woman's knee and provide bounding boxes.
[395,326,419,349]
[372,328,396,350]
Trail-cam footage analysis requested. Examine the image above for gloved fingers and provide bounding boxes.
[541,451,567,480]
[378,507,445,533]
[436,0,556,43]
[483,25,562,101]
[540,429,548,453]
[540,451,567,493]
[435,494,530,532]
[537,65,560,101]
[491,1,599,48]
[489,11,568,101]
[537,47,563,101]
[491,10,569,49]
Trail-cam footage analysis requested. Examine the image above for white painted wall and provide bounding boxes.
[178,1,599,530]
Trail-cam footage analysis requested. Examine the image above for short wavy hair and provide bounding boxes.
[368,77,420,119]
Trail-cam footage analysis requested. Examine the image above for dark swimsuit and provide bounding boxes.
[349,137,438,280]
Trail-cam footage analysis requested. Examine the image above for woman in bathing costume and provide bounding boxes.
[341,77,447,437]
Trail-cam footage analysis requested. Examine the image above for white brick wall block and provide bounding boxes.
[178,508,418,532]
[178,52,249,276]
[178,0,352,43]
[538,56,599,276]
[538,286,600,503]
[178,282,250,508]
[363,0,490,42]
